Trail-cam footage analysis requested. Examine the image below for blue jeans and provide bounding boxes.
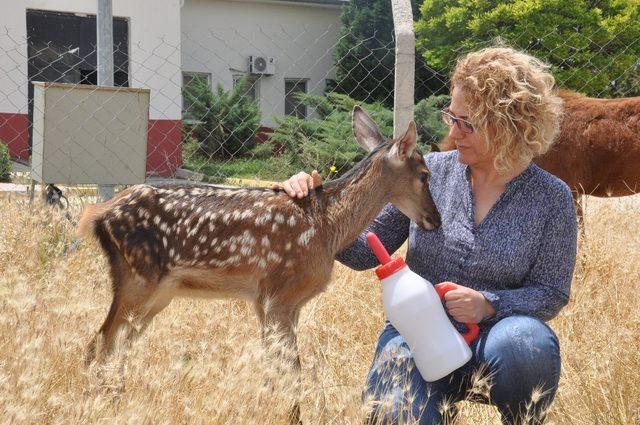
[364,316,561,425]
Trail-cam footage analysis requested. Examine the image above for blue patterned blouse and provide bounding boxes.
[336,150,578,328]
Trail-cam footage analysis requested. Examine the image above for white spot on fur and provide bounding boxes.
[255,212,272,226]
[240,230,256,246]
[267,252,281,263]
[274,213,285,224]
[298,227,316,246]
[285,242,292,251]
[162,236,168,248]
[153,216,161,225]
[285,259,294,268]
[261,236,270,248]
[288,216,296,226]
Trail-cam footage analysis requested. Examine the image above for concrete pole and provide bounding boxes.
[391,0,415,139]
[97,0,115,200]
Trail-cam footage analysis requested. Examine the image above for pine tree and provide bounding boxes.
[183,76,261,158]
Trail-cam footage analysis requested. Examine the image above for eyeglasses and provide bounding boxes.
[440,109,475,134]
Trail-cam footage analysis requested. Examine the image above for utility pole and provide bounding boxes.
[97,0,115,200]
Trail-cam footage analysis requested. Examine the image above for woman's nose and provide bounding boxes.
[448,122,465,139]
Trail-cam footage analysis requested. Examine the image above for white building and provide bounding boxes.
[0,0,344,176]
[181,0,344,128]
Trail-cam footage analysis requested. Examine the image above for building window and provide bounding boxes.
[285,79,307,119]
[233,75,259,102]
[182,71,211,123]
[26,9,129,151]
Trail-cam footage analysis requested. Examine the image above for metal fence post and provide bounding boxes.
[391,0,415,139]
[97,0,115,201]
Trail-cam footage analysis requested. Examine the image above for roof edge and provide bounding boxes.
[220,0,347,9]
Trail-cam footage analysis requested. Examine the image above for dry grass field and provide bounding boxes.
[0,192,639,424]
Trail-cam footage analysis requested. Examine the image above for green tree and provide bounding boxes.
[183,76,261,158]
[416,0,640,97]
[333,0,447,105]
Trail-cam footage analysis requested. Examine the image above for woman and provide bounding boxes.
[275,47,577,424]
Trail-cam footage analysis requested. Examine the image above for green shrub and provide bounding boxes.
[180,132,200,160]
[0,142,11,182]
[183,76,261,158]
[269,92,394,178]
[414,94,450,144]
[250,140,276,160]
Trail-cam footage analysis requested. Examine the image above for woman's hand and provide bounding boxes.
[272,170,323,198]
[435,282,496,324]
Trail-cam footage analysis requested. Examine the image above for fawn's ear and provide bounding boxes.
[388,121,417,161]
[352,106,385,152]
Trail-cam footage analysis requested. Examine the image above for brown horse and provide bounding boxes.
[434,91,640,223]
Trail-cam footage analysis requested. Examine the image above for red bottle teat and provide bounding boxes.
[365,232,407,280]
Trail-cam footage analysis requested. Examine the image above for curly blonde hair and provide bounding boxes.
[451,46,563,173]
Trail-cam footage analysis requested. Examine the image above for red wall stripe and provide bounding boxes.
[0,113,183,177]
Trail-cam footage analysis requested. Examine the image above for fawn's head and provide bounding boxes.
[351,106,441,230]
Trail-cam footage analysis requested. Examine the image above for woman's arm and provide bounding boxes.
[480,191,578,324]
[335,203,410,271]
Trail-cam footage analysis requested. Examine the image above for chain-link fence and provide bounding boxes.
[1,2,639,200]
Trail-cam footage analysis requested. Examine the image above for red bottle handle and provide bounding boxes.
[434,282,480,345]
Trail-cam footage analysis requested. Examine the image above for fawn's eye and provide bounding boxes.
[420,172,429,184]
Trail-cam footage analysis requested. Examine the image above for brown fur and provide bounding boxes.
[78,107,441,421]
[536,91,640,197]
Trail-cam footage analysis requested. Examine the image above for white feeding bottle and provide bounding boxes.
[365,232,480,382]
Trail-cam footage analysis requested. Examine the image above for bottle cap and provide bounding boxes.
[365,232,407,280]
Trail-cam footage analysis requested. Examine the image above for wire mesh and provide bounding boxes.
[0,4,639,199]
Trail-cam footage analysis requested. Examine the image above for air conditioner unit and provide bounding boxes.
[249,56,275,75]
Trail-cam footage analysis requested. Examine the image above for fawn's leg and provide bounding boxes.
[86,273,173,365]
[255,293,303,424]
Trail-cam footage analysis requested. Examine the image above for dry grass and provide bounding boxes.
[0,193,639,424]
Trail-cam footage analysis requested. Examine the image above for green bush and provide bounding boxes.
[183,76,261,158]
[268,92,448,179]
[0,142,11,182]
[269,92,394,178]
[415,94,450,143]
